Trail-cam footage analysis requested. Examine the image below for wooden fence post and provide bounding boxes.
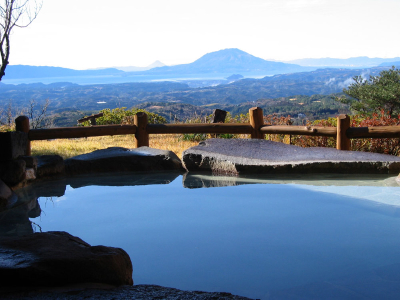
[134,112,149,147]
[336,114,350,150]
[211,109,227,138]
[212,109,227,123]
[249,107,264,139]
[15,115,31,156]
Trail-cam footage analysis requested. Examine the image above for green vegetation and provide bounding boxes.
[336,67,400,116]
[82,107,166,126]
[180,112,250,142]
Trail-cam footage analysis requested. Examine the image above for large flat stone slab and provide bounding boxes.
[65,147,183,176]
[182,139,400,174]
[0,231,133,288]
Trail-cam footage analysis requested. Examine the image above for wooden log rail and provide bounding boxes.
[260,125,336,137]
[29,125,137,140]
[147,123,253,134]
[14,107,400,155]
[347,126,400,138]
[77,113,104,125]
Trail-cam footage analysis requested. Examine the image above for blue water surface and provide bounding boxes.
[30,175,400,299]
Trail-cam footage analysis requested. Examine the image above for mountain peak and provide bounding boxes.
[147,60,165,68]
[142,48,306,76]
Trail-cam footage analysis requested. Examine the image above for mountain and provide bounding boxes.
[379,61,400,67]
[135,48,310,76]
[1,49,313,85]
[286,57,400,68]
[4,65,124,79]
[114,60,166,72]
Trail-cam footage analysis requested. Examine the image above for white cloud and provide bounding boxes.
[338,77,355,89]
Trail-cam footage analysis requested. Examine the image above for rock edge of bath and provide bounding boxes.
[183,139,400,174]
[1,284,254,300]
[0,231,133,288]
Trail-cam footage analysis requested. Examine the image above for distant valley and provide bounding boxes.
[0,66,388,126]
[1,48,398,127]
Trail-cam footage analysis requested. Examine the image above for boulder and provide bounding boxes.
[0,179,18,211]
[19,156,38,169]
[0,197,39,237]
[0,158,26,186]
[182,139,400,175]
[0,131,28,161]
[36,155,65,179]
[65,147,183,176]
[67,171,181,189]
[0,231,133,287]
[25,168,36,181]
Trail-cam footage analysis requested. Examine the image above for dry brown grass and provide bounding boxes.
[31,134,200,159]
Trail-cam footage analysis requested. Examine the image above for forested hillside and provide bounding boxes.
[0,66,388,126]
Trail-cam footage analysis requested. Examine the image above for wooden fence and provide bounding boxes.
[15,107,400,156]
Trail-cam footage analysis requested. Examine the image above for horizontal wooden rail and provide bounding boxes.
[147,123,253,134]
[29,125,137,140]
[77,112,104,124]
[260,125,337,137]
[15,109,400,155]
[347,126,400,138]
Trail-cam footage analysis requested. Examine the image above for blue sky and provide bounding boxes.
[10,0,400,69]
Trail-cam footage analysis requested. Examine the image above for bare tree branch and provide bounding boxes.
[0,0,42,80]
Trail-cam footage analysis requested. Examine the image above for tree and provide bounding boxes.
[0,0,42,81]
[336,67,400,117]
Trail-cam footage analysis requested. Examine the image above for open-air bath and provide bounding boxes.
[4,171,400,299]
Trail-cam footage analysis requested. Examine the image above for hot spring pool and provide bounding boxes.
[6,172,400,299]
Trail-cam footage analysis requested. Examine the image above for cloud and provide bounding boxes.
[338,77,354,89]
[325,77,336,85]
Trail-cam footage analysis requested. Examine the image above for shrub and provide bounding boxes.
[350,111,400,155]
[263,114,293,143]
[292,117,337,148]
[291,111,400,155]
[180,112,251,142]
[82,107,166,126]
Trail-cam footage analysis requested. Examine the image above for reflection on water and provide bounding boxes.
[2,172,400,299]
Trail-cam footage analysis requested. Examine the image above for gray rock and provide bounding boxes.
[15,178,67,202]
[65,147,183,176]
[0,158,26,186]
[36,155,65,179]
[183,139,400,174]
[0,179,17,211]
[25,168,36,181]
[0,284,254,299]
[67,171,181,189]
[183,173,400,189]
[0,132,28,161]
[0,231,133,287]
[19,156,38,169]
[0,197,39,237]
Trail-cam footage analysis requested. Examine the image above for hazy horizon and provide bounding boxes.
[7,48,400,71]
[8,0,400,70]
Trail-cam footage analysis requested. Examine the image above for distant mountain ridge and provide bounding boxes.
[113,60,166,72]
[4,65,124,79]
[3,48,398,85]
[286,57,400,68]
[3,48,312,84]
[135,48,309,76]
